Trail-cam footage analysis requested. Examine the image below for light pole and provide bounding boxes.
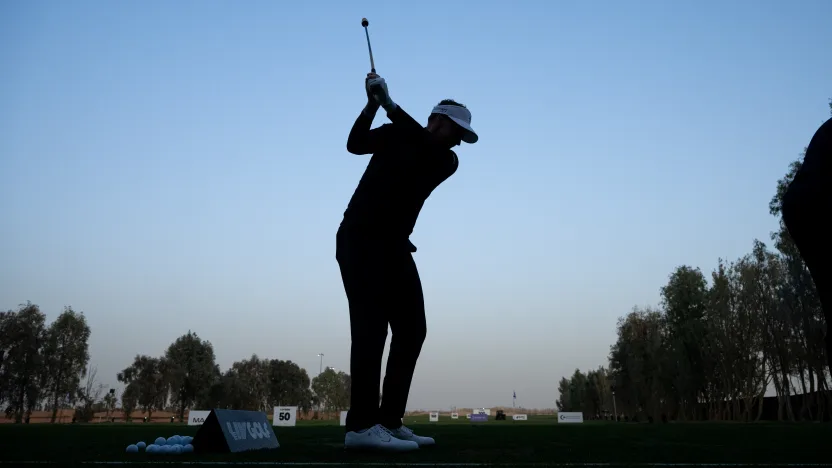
[611,385,618,422]
[315,353,325,415]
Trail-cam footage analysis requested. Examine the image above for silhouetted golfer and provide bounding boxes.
[336,73,477,452]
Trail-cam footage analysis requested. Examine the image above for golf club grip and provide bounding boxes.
[370,83,384,102]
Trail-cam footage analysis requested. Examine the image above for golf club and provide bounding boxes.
[361,17,385,101]
[361,17,375,73]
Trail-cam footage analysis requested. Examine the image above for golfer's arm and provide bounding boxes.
[386,106,430,143]
[346,107,387,155]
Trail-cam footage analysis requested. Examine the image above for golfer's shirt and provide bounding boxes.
[340,107,459,243]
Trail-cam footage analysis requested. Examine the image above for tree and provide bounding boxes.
[215,368,252,410]
[706,257,767,421]
[164,331,218,422]
[102,389,117,420]
[555,377,571,412]
[661,266,709,420]
[194,364,223,409]
[555,367,613,419]
[0,310,11,409]
[568,369,588,416]
[223,355,271,411]
[752,240,797,421]
[311,368,350,416]
[586,367,613,418]
[121,383,139,421]
[607,306,667,419]
[342,373,352,410]
[75,365,108,422]
[268,359,314,412]
[42,307,91,423]
[1,302,47,423]
[117,356,168,420]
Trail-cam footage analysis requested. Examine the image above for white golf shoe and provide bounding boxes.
[389,425,435,447]
[344,424,420,452]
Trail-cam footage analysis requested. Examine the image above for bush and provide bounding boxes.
[74,406,94,423]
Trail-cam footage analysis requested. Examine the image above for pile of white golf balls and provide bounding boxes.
[126,435,194,455]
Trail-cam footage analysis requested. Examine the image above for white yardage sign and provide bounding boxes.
[187,410,211,426]
[272,406,297,427]
[513,414,528,421]
[451,412,459,419]
[429,412,439,422]
[558,412,584,423]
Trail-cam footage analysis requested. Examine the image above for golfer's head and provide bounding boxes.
[427,99,478,148]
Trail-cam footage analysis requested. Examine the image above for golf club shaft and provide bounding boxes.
[363,26,376,73]
[361,18,383,101]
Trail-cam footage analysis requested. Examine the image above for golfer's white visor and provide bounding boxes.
[431,104,478,144]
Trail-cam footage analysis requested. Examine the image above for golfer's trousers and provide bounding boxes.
[336,229,427,432]
[781,117,832,371]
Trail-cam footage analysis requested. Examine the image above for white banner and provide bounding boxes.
[272,406,297,427]
[339,411,348,426]
[429,412,439,422]
[187,410,211,426]
[512,414,528,421]
[451,412,459,419]
[557,412,584,423]
[473,408,491,416]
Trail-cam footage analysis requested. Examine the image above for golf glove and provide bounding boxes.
[367,76,397,113]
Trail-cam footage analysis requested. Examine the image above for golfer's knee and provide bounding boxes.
[402,320,426,347]
[352,322,388,347]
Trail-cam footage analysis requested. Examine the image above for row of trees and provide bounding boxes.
[116,333,351,422]
[557,367,615,420]
[0,303,92,423]
[1,304,351,423]
[556,100,831,422]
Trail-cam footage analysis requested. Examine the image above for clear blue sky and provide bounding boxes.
[1,0,830,411]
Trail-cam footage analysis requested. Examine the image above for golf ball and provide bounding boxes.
[146,444,157,453]
[126,444,138,453]
[136,441,146,450]
[183,444,194,453]
[172,444,183,454]
[154,437,166,446]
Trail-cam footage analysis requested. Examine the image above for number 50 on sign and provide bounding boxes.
[272,407,297,427]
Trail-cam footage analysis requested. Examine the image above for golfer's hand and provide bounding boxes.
[365,73,380,109]
[366,74,396,112]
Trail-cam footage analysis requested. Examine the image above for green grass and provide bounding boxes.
[0,416,830,467]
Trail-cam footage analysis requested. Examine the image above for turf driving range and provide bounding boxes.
[1,415,830,467]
